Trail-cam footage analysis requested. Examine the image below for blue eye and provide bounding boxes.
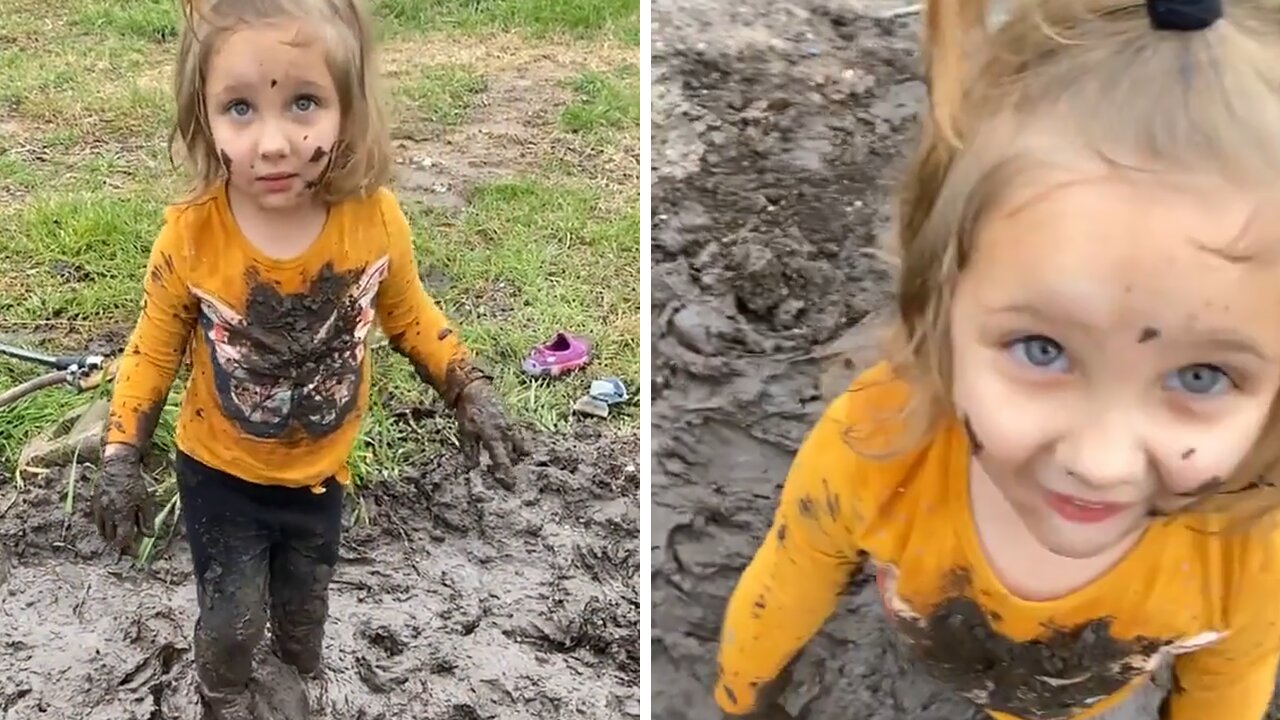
[1163,364,1231,396]
[294,96,317,112]
[226,100,251,117]
[1008,335,1069,372]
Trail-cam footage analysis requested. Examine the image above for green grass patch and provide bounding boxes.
[559,65,640,139]
[0,195,159,326]
[74,0,180,42]
[376,0,639,43]
[394,65,487,127]
[416,178,640,425]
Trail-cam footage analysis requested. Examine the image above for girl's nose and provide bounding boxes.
[1055,411,1151,491]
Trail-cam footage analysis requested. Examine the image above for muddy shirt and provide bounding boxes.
[715,361,1280,720]
[105,185,466,488]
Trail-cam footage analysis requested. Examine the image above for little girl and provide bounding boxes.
[88,0,526,717]
[716,1,1280,718]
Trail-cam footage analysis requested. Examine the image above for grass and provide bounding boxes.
[376,0,640,43]
[560,65,641,142]
[393,64,488,127]
[62,0,641,45]
[0,0,640,552]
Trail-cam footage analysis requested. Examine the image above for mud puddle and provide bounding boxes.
[650,1,1280,718]
[649,3,957,716]
[0,423,639,720]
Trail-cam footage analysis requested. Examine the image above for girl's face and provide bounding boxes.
[950,172,1280,560]
[203,20,341,211]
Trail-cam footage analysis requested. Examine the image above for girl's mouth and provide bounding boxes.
[1044,490,1132,524]
[256,173,298,192]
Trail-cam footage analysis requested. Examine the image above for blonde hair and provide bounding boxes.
[170,0,392,203]
[888,0,1280,520]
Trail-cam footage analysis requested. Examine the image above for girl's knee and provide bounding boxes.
[196,591,268,687]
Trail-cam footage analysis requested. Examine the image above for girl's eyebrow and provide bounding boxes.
[984,303,1272,360]
[1181,333,1271,362]
[983,302,1095,331]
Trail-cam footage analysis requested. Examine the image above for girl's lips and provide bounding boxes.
[1044,490,1132,524]
[256,173,298,192]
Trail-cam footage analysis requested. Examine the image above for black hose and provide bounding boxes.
[0,343,79,371]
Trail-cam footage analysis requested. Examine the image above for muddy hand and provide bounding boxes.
[92,446,158,554]
[454,379,528,490]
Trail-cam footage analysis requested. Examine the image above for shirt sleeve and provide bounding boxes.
[105,213,198,448]
[715,390,869,715]
[1164,532,1280,720]
[372,191,468,398]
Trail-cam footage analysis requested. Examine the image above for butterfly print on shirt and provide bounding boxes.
[191,257,389,440]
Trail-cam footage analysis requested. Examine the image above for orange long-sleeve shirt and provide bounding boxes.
[716,361,1280,720]
[106,185,466,488]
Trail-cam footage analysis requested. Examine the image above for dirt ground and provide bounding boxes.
[650,2,1280,719]
[0,421,639,720]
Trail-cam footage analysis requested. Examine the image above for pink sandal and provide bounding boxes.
[522,332,592,377]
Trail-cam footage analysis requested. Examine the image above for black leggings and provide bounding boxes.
[177,451,343,694]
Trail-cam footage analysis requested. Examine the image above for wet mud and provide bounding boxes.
[0,423,639,719]
[650,2,1280,719]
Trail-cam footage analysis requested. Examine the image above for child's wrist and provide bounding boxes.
[441,360,491,408]
[103,442,138,459]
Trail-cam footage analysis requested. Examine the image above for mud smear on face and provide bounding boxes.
[895,572,1166,720]
[1137,327,1160,343]
[219,149,233,172]
[1174,476,1223,499]
[309,146,329,163]
[962,415,984,455]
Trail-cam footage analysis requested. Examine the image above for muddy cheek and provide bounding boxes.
[309,146,329,163]
[1174,475,1224,498]
[962,415,984,455]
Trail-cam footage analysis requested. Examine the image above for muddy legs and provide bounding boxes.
[268,504,341,676]
[190,533,270,720]
[176,451,343,719]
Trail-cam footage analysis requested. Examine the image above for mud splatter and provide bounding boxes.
[1181,447,1195,460]
[962,416,983,456]
[271,78,278,88]
[1175,476,1224,498]
[0,423,639,719]
[1137,327,1159,343]
[438,327,454,341]
[894,575,1166,720]
[309,146,329,163]
[195,263,379,439]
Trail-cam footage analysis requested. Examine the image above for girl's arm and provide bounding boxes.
[715,395,868,716]
[1162,535,1280,719]
[105,216,198,450]
[372,192,472,404]
[1163,639,1280,718]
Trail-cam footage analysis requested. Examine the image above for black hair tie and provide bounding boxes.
[1147,0,1223,31]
